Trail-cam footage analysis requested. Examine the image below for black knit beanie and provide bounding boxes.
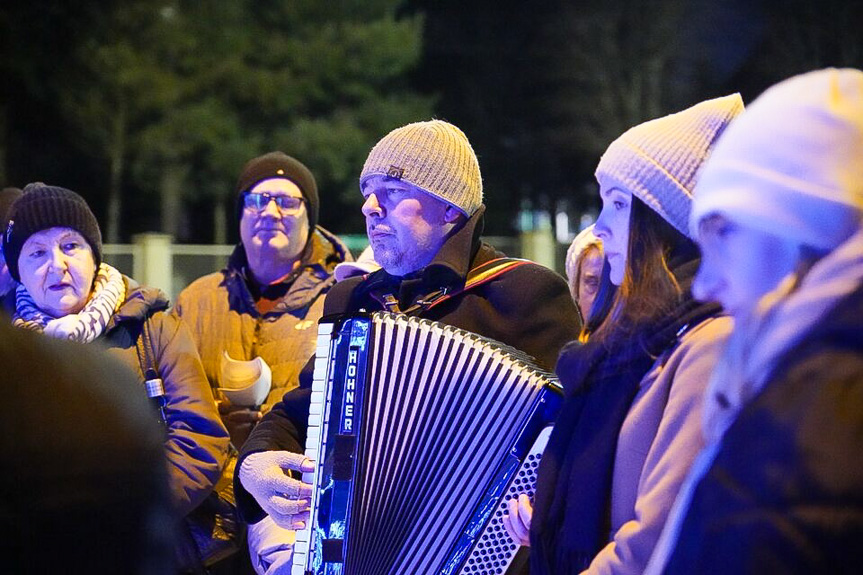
[3,183,102,282]
[234,152,319,229]
[0,187,23,232]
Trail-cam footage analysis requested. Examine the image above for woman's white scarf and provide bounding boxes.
[13,263,126,343]
[702,227,863,444]
[645,227,863,575]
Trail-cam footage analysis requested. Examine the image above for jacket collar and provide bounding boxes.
[106,275,169,331]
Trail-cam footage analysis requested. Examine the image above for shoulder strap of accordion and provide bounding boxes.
[424,257,531,310]
[465,257,532,289]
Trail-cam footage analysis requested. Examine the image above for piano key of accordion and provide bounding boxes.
[292,320,336,575]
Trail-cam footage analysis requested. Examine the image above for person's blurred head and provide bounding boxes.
[3,183,102,316]
[592,94,744,334]
[235,152,317,285]
[1,322,175,574]
[691,68,863,319]
[359,120,481,276]
[565,226,604,322]
[0,186,23,296]
[693,214,800,319]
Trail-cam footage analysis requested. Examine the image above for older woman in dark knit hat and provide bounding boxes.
[3,182,230,572]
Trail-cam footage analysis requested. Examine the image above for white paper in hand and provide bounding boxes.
[218,351,272,407]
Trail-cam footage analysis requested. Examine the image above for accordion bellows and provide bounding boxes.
[293,312,562,575]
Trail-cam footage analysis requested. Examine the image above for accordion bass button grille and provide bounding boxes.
[457,426,552,574]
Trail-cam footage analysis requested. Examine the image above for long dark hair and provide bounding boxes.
[582,258,616,339]
[592,197,698,341]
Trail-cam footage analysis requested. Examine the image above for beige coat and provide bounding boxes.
[585,315,732,575]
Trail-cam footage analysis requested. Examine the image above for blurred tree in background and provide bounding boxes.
[413,0,738,235]
[1,0,860,243]
[411,0,861,237]
[1,0,433,242]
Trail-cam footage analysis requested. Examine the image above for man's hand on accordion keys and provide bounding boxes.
[239,451,316,529]
[502,493,533,547]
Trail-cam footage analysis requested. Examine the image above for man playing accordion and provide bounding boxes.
[234,120,580,574]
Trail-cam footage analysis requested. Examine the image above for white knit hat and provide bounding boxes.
[691,68,863,250]
[595,94,744,236]
[360,120,483,216]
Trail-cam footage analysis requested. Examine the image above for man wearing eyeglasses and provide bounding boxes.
[174,152,351,452]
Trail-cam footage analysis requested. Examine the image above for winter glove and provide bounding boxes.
[239,451,314,529]
[247,515,296,575]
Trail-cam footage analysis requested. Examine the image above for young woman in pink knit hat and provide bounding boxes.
[504,93,743,575]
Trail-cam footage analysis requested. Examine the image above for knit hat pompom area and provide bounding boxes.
[691,68,863,251]
[235,151,319,229]
[595,94,745,237]
[360,120,483,216]
[3,182,103,282]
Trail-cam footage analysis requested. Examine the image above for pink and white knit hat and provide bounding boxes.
[595,94,744,236]
[691,68,863,250]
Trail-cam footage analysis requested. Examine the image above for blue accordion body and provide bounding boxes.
[293,312,562,575]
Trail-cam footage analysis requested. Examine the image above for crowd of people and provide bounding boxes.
[1,66,861,574]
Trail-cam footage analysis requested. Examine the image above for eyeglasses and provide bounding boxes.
[242,192,305,215]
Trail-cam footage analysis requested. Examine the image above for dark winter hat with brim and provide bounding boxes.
[234,152,319,229]
[3,182,102,282]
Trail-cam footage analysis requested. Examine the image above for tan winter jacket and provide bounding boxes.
[585,315,732,575]
[173,227,350,415]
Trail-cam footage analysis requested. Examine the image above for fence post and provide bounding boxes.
[132,233,174,299]
[519,206,556,270]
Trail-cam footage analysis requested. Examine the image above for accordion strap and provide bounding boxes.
[388,257,529,314]
[431,257,530,307]
[465,257,532,290]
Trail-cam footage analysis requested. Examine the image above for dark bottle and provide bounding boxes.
[144,368,168,426]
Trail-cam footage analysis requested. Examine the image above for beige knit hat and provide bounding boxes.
[595,94,744,236]
[360,120,483,216]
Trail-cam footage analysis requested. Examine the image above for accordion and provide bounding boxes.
[292,312,562,575]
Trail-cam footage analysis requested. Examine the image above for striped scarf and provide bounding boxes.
[13,263,126,343]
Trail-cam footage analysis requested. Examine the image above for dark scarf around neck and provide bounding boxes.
[529,258,720,574]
